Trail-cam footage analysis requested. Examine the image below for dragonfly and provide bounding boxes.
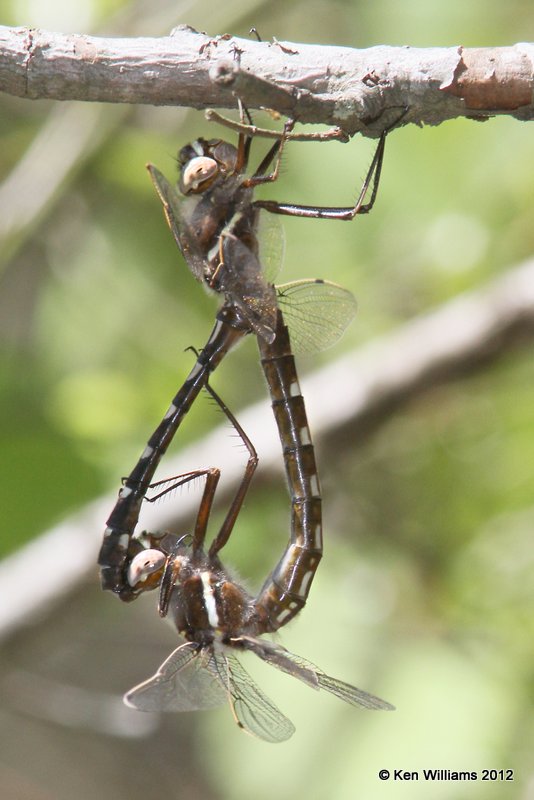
[122,383,394,742]
[99,113,387,602]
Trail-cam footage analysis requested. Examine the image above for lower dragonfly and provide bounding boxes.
[122,379,393,742]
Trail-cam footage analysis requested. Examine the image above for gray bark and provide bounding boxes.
[1,25,534,135]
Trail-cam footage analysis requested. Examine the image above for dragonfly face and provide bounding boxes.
[177,138,240,194]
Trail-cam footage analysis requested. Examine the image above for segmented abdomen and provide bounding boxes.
[255,310,322,631]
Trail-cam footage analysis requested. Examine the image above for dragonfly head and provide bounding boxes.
[178,138,239,195]
[127,548,166,591]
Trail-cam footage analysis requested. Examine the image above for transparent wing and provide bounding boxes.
[314,672,395,710]
[124,641,227,712]
[221,235,278,343]
[257,212,285,285]
[147,164,206,282]
[206,648,295,743]
[276,279,357,354]
[241,637,394,711]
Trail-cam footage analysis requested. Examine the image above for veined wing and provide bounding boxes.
[240,637,394,711]
[276,279,357,354]
[124,641,226,712]
[315,672,394,710]
[257,211,285,285]
[147,164,206,282]
[220,234,278,344]
[206,648,295,743]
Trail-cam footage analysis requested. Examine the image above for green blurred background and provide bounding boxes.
[1,1,534,799]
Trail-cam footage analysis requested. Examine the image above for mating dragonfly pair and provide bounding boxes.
[98,109,395,742]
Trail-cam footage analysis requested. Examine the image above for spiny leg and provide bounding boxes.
[203,382,258,558]
[141,469,219,504]
[125,467,220,601]
[151,379,258,612]
[252,130,385,220]
[234,98,254,174]
[205,109,349,143]
[142,467,222,558]
[210,98,294,186]
[252,108,407,220]
[243,117,296,189]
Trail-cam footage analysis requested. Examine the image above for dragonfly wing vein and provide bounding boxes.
[213,650,295,743]
[147,164,206,282]
[124,641,227,712]
[277,279,357,353]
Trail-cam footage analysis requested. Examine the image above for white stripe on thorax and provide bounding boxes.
[200,571,219,628]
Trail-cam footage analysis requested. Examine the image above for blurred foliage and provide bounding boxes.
[1,1,534,799]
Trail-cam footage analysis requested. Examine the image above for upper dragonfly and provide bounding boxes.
[148,113,388,341]
[100,116,387,600]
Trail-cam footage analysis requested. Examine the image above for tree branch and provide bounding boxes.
[2,255,534,640]
[1,25,534,134]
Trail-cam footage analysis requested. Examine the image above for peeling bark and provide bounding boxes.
[441,45,534,110]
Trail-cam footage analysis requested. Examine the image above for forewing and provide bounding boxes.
[147,164,206,282]
[316,673,395,711]
[239,636,319,689]
[276,279,357,353]
[221,236,278,343]
[124,641,227,712]
[242,637,394,711]
[207,649,295,743]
